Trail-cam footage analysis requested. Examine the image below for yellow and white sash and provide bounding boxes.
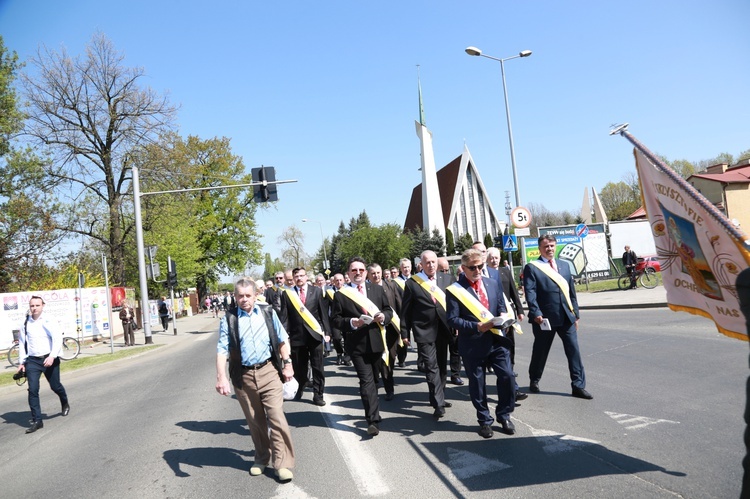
[326,288,335,301]
[338,286,390,365]
[411,274,446,311]
[446,282,506,337]
[393,278,406,291]
[284,289,324,339]
[529,260,575,314]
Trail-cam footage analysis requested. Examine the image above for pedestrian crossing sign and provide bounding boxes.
[502,235,518,251]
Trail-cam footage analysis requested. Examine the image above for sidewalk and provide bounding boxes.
[575,285,668,310]
[2,310,221,375]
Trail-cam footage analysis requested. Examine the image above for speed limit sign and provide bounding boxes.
[511,206,532,228]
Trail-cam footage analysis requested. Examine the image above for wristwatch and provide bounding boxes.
[283,358,292,365]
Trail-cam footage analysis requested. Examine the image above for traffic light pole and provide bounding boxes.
[132,165,296,345]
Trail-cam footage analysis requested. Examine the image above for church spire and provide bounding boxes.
[417,65,426,126]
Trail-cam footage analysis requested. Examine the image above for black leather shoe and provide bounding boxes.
[442,402,452,408]
[343,357,352,367]
[499,419,515,435]
[433,407,445,418]
[26,420,44,434]
[367,423,380,436]
[313,396,326,406]
[515,391,528,401]
[572,387,593,400]
[397,361,405,368]
[61,403,70,416]
[450,376,464,386]
[479,424,493,439]
[529,381,540,393]
[385,392,394,401]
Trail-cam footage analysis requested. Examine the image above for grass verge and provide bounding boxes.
[0,344,161,387]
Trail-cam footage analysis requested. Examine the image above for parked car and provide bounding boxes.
[635,255,661,273]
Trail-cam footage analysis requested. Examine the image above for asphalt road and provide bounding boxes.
[0,309,745,498]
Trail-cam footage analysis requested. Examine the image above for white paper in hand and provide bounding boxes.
[540,318,552,331]
[359,314,373,324]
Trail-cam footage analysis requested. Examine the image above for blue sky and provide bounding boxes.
[2,1,749,265]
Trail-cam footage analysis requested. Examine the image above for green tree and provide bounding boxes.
[0,37,64,292]
[445,228,455,255]
[337,223,411,269]
[454,233,474,254]
[599,181,639,221]
[20,33,177,286]
[483,233,493,250]
[138,134,261,297]
[262,253,286,280]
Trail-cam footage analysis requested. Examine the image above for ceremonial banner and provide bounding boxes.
[628,134,750,340]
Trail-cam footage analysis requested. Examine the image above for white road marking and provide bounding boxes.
[528,427,600,454]
[319,394,390,496]
[446,447,511,479]
[270,483,316,498]
[605,411,680,430]
[195,333,213,342]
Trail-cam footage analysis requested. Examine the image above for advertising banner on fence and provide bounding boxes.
[526,224,611,280]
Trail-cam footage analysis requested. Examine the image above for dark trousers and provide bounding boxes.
[396,343,408,365]
[380,330,400,395]
[528,320,586,389]
[160,315,169,331]
[463,344,515,425]
[26,356,68,422]
[417,335,448,409]
[291,340,325,397]
[122,321,135,346]
[449,333,462,377]
[351,352,383,424]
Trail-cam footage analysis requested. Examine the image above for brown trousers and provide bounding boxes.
[234,362,295,470]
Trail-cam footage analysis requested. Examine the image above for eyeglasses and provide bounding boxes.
[351,268,366,273]
[466,264,484,271]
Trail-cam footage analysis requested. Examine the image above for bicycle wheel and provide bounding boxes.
[640,268,658,289]
[617,274,631,290]
[59,337,81,360]
[7,344,19,367]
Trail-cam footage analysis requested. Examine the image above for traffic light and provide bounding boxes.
[252,166,278,202]
[167,258,177,288]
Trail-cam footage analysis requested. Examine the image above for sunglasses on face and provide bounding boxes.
[351,268,366,273]
[466,264,484,271]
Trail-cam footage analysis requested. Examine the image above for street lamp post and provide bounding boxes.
[302,219,328,272]
[466,46,531,265]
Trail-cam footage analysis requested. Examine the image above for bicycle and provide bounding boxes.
[618,267,659,290]
[6,336,81,367]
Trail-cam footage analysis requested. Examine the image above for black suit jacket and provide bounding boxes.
[380,280,402,344]
[400,272,455,344]
[279,285,330,347]
[498,266,524,317]
[332,283,393,356]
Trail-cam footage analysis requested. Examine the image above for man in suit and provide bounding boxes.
[438,256,463,386]
[523,235,592,399]
[264,271,286,313]
[368,263,402,401]
[332,257,393,436]
[393,258,412,367]
[447,248,516,438]
[279,267,331,406]
[326,273,351,366]
[487,246,525,369]
[401,250,456,418]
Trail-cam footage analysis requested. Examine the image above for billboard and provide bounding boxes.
[525,223,612,280]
